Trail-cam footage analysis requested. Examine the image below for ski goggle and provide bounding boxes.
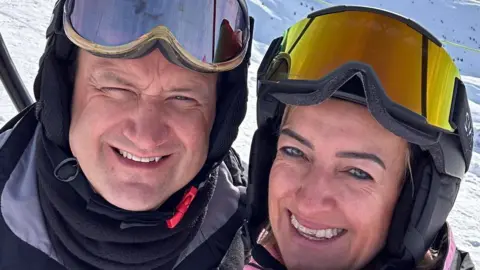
[62,0,250,73]
[259,6,461,132]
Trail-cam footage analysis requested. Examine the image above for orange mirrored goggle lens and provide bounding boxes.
[278,11,460,131]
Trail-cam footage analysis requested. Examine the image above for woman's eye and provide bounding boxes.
[279,146,306,159]
[347,168,373,181]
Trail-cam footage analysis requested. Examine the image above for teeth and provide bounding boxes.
[326,229,333,238]
[117,149,162,163]
[290,214,344,240]
[316,229,325,238]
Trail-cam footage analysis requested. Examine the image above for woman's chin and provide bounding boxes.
[275,217,354,270]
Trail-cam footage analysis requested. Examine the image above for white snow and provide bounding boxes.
[0,0,478,266]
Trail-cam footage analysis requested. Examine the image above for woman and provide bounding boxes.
[245,6,475,270]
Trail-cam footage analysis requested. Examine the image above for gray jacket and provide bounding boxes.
[0,122,248,269]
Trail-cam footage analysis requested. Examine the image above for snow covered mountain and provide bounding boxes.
[0,0,479,266]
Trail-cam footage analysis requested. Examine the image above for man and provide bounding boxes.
[0,0,253,269]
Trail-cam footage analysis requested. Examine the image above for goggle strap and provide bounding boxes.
[450,80,473,170]
[257,37,283,80]
[245,17,255,65]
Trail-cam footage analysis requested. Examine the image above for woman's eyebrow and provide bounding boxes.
[280,128,314,150]
[336,151,386,170]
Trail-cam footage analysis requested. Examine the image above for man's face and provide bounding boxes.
[69,49,217,211]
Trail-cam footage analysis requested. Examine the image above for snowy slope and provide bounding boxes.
[0,0,56,122]
[0,0,479,266]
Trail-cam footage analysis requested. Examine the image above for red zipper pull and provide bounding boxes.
[166,186,198,229]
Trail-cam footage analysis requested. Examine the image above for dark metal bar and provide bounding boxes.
[0,33,33,112]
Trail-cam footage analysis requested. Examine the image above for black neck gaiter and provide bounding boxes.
[35,130,217,270]
[250,245,287,270]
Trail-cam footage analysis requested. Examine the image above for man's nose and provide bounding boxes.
[123,100,171,151]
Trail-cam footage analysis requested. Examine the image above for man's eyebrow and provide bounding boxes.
[336,151,386,170]
[280,128,314,150]
[95,70,138,88]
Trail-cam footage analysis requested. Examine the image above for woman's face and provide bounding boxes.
[268,99,408,270]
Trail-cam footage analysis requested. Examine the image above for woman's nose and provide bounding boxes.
[294,169,338,215]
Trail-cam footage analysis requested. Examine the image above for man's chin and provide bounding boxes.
[109,198,164,212]
[98,182,170,212]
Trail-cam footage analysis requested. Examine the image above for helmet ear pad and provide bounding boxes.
[207,65,248,164]
[384,145,461,265]
[246,122,279,243]
[34,30,78,152]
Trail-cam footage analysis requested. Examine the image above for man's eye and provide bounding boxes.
[347,168,373,181]
[101,87,130,93]
[172,96,194,101]
[279,146,305,159]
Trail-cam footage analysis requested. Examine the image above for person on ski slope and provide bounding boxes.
[0,0,254,269]
[245,6,475,270]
